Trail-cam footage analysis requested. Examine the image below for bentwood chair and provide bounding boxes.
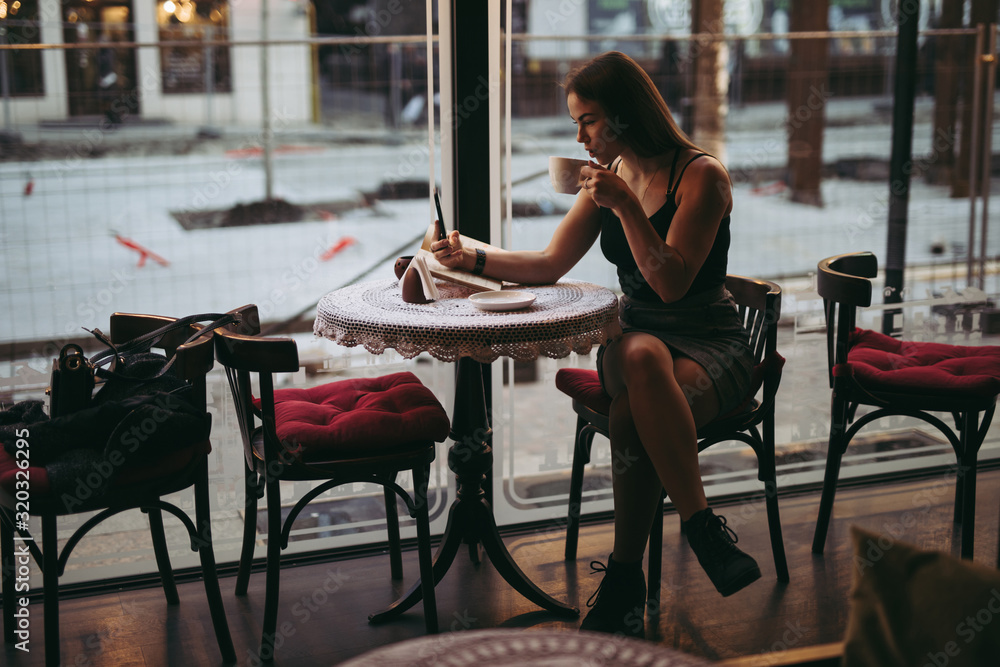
[556,275,789,606]
[0,313,235,667]
[812,252,1000,559]
[214,307,450,660]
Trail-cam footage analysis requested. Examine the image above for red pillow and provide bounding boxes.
[265,372,451,459]
[839,328,1000,398]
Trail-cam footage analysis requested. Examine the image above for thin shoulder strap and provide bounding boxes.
[610,156,623,174]
[664,149,684,194]
[668,152,710,195]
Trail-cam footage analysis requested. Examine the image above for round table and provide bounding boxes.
[338,629,713,667]
[314,278,620,363]
[314,278,620,623]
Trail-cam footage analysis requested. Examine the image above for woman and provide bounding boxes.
[431,51,760,637]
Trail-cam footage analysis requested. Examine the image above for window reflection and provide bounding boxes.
[157,0,231,94]
[0,0,43,96]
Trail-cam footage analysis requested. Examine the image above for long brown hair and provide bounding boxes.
[563,51,700,158]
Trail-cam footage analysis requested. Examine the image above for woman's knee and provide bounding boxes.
[617,336,673,382]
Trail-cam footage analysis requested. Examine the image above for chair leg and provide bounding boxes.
[384,486,403,580]
[260,476,283,660]
[412,463,439,634]
[145,508,180,605]
[42,514,59,667]
[953,412,966,524]
[565,417,594,561]
[812,397,850,554]
[762,413,790,581]
[646,492,664,611]
[959,411,980,560]
[235,463,259,596]
[193,463,236,663]
[812,447,845,555]
[764,479,789,581]
[1,509,14,644]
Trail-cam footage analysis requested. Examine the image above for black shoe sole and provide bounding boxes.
[716,565,762,597]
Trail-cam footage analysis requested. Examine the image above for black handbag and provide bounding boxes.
[46,312,240,418]
[48,343,96,418]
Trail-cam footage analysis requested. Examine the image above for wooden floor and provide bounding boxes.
[4,469,999,666]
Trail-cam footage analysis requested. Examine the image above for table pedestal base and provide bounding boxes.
[369,359,579,626]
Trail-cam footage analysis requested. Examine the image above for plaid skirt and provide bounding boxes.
[597,285,754,416]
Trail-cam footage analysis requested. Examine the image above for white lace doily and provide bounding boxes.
[314,279,621,363]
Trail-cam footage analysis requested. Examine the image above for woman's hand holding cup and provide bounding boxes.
[580,162,627,209]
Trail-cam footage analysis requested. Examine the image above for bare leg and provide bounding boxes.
[607,389,663,563]
[602,332,721,526]
[600,331,760,599]
[578,332,732,635]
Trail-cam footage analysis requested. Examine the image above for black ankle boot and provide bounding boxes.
[683,508,761,597]
[579,555,646,638]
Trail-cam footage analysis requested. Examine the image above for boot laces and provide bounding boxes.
[585,560,609,608]
[698,513,743,561]
[708,512,739,543]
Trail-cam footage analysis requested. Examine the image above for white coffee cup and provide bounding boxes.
[548,156,590,195]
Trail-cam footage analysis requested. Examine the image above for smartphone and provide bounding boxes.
[433,189,447,241]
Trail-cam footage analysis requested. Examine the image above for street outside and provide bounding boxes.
[2,92,999,583]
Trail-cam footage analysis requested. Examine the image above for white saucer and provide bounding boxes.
[468,290,536,312]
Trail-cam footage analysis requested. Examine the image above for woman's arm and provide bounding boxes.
[431,188,602,285]
[595,155,732,303]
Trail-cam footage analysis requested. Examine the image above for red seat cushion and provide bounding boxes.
[266,371,451,459]
[836,328,1000,399]
[555,368,611,415]
[555,351,785,419]
[0,447,50,497]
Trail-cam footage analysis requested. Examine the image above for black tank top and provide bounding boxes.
[599,151,731,302]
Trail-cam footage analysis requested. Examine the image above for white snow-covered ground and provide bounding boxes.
[4,99,1000,346]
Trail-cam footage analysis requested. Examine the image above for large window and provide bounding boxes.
[2,0,998,589]
[0,0,43,96]
[157,0,231,93]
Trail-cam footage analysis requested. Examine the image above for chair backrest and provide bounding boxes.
[225,303,263,337]
[214,322,299,469]
[108,312,215,407]
[725,274,782,366]
[816,252,879,388]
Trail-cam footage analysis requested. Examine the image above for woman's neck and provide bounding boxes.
[618,148,671,182]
